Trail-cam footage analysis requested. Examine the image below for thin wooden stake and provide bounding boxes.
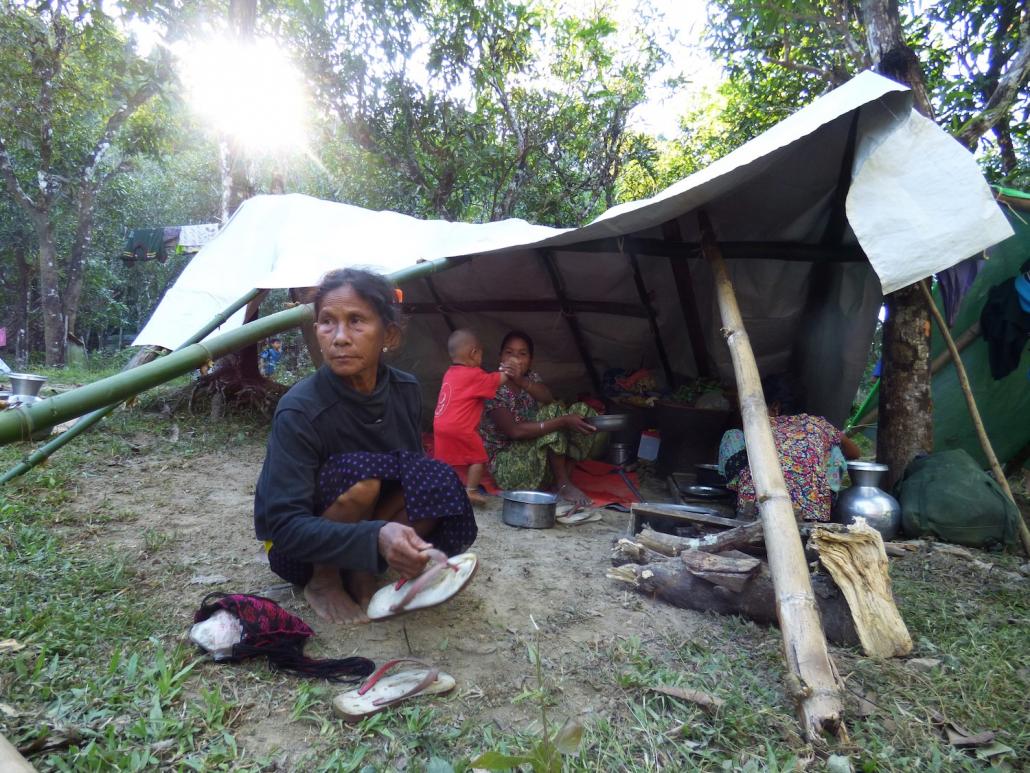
[698,210,844,740]
[919,280,1030,556]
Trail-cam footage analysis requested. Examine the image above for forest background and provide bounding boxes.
[0,0,1027,368]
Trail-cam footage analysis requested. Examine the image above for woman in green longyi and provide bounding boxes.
[478,331,604,506]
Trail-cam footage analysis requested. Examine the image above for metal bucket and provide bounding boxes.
[501,490,557,529]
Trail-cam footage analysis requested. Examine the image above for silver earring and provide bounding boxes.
[382,346,389,353]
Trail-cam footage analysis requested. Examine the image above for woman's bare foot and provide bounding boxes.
[345,570,379,611]
[556,481,591,507]
[304,565,369,624]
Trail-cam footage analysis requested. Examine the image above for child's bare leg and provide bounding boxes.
[464,463,488,505]
[304,479,382,624]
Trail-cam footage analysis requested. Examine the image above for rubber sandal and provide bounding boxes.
[332,657,456,722]
[366,552,478,620]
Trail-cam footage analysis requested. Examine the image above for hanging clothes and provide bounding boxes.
[979,275,1030,380]
[937,256,985,326]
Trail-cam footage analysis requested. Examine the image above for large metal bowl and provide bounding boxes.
[501,490,557,529]
[584,413,631,432]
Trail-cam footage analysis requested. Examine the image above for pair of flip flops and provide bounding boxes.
[365,551,478,620]
[334,657,455,721]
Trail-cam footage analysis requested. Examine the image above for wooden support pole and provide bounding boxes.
[400,299,648,318]
[918,280,1030,556]
[538,250,602,393]
[289,289,324,368]
[662,219,714,378]
[424,274,457,333]
[698,210,844,740]
[629,253,676,388]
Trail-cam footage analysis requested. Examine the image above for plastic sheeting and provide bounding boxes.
[135,71,1014,427]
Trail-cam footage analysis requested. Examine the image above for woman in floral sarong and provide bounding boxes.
[717,374,861,521]
[479,331,604,506]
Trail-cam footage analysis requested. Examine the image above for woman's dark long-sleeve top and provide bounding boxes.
[254,363,422,573]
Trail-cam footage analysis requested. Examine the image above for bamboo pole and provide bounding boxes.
[698,211,844,739]
[0,258,465,448]
[0,289,263,483]
[918,280,1030,556]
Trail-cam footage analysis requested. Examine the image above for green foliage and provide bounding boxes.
[284,0,666,226]
[659,0,1029,189]
[471,632,585,772]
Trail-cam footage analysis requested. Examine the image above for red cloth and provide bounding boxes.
[432,365,503,465]
[455,458,639,508]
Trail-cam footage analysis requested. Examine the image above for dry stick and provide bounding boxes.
[918,280,1030,557]
[698,210,844,740]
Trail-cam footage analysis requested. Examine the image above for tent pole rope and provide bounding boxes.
[661,219,714,378]
[0,288,265,483]
[537,249,602,394]
[629,252,676,388]
[918,279,1030,556]
[699,209,844,740]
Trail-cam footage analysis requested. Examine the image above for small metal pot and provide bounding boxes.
[606,442,634,466]
[9,373,47,398]
[501,490,557,529]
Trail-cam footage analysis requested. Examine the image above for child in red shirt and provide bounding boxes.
[433,329,507,505]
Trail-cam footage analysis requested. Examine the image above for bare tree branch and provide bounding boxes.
[0,133,41,215]
[78,77,162,184]
[957,14,1030,149]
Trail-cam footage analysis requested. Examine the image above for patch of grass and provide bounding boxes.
[2,383,1027,770]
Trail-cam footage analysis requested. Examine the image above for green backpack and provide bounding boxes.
[896,449,1021,549]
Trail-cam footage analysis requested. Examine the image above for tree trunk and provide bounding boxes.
[861,0,935,489]
[877,285,933,488]
[14,248,31,366]
[35,217,65,366]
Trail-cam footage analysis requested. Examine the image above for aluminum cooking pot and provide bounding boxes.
[501,490,557,529]
[9,373,47,398]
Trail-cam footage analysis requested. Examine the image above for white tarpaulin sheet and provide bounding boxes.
[135,71,1013,427]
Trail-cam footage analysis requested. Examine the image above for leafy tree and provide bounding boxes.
[0,1,175,364]
[284,0,665,225]
[687,0,1029,187]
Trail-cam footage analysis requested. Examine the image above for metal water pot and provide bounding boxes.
[833,461,902,540]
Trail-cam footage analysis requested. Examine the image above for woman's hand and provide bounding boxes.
[378,522,433,577]
[562,414,597,434]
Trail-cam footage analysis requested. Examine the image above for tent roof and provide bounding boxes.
[134,71,1014,430]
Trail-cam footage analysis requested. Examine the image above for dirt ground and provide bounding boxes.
[67,439,704,763]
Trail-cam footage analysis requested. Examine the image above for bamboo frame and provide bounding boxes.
[1,288,264,483]
[0,258,469,451]
[538,249,602,393]
[662,219,715,379]
[423,274,457,332]
[918,280,1030,556]
[699,210,844,739]
[561,236,865,262]
[400,299,648,318]
[629,252,676,388]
